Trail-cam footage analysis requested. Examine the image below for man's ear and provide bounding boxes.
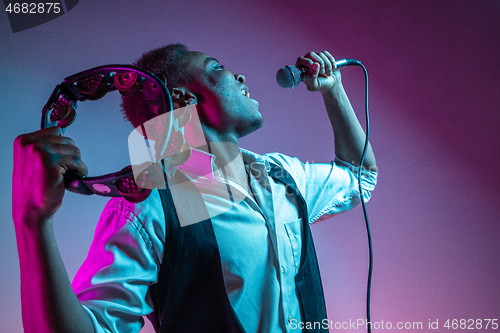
[170,87,197,109]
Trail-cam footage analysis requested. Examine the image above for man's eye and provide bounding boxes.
[214,64,225,70]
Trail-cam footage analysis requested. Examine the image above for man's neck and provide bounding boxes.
[208,141,247,187]
[202,128,248,188]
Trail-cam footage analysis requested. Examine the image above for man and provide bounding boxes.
[12,44,377,332]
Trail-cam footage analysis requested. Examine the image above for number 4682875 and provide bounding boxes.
[5,3,61,14]
[443,319,498,330]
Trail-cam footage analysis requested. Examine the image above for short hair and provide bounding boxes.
[121,43,191,128]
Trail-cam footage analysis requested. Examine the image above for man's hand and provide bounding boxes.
[295,51,341,93]
[296,50,376,169]
[13,127,95,333]
[12,127,88,224]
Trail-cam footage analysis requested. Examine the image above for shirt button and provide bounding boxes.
[280,266,285,274]
[288,314,293,322]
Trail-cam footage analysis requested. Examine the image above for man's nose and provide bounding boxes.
[234,74,246,83]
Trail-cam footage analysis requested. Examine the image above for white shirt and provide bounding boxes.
[72,149,377,333]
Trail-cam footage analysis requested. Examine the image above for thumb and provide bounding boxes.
[308,62,320,80]
[305,62,321,90]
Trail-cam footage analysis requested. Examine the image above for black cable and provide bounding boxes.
[353,62,373,333]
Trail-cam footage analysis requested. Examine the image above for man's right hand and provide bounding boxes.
[12,127,88,224]
[13,127,95,333]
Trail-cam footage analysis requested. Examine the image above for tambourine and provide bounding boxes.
[41,65,192,203]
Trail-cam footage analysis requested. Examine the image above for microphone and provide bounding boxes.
[276,58,361,89]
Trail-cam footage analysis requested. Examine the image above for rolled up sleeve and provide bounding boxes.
[72,193,166,333]
[266,154,377,224]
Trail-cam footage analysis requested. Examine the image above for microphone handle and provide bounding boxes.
[277,58,362,89]
[335,58,361,68]
[300,58,361,76]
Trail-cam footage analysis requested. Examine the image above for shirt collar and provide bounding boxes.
[176,147,270,179]
[240,148,271,172]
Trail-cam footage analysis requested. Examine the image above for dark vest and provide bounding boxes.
[148,161,328,332]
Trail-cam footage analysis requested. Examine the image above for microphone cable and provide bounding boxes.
[277,59,373,332]
[352,61,373,333]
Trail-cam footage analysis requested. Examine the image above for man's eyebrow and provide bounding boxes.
[204,57,220,66]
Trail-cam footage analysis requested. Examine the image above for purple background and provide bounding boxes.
[1,0,499,331]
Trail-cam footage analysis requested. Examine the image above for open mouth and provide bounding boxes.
[241,89,250,98]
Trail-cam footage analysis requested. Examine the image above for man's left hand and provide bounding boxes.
[295,51,341,93]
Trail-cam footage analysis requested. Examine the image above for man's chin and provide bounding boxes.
[240,115,263,138]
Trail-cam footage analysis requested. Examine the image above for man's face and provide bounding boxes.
[181,51,262,140]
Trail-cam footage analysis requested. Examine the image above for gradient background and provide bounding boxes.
[1,0,499,331]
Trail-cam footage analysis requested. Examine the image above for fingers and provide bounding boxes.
[44,143,88,177]
[293,50,341,92]
[296,51,337,76]
[38,126,64,136]
[314,52,329,75]
[16,127,65,147]
[13,127,90,220]
[295,55,314,69]
[15,127,88,178]
[323,50,337,71]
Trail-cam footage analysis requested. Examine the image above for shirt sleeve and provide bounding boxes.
[265,153,377,224]
[72,191,166,333]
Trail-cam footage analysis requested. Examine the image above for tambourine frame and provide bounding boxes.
[40,65,174,203]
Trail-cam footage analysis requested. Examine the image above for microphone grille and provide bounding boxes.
[276,66,302,89]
